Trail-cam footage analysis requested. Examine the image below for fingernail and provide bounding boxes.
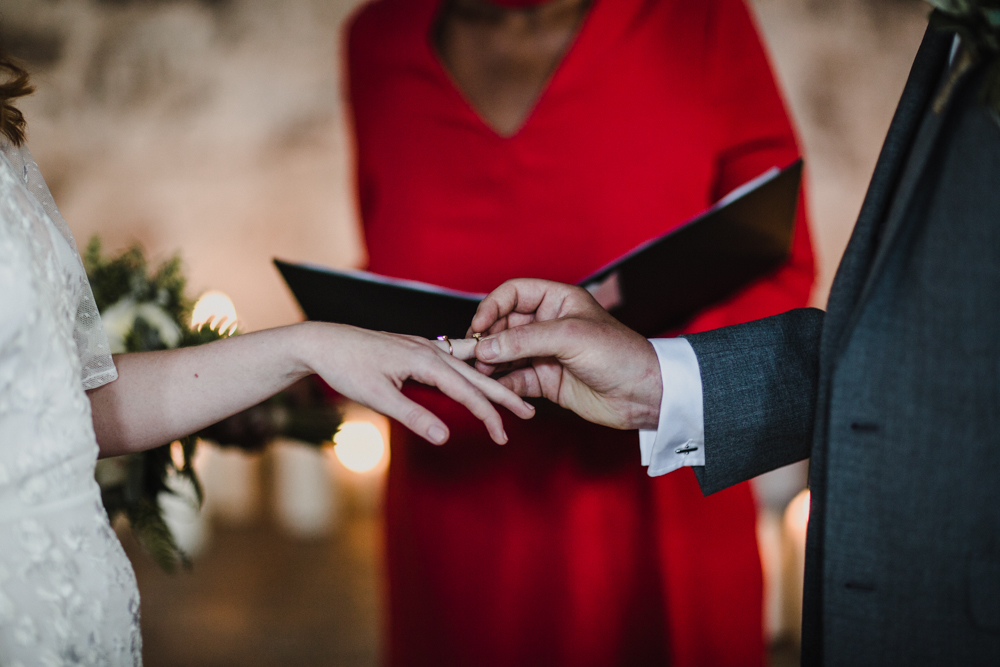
[428,426,447,445]
[479,337,499,361]
[524,401,535,413]
[500,430,508,445]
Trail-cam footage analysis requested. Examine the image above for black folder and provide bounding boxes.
[275,160,802,339]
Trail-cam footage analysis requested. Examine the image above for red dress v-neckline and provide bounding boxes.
[423,0,601,139]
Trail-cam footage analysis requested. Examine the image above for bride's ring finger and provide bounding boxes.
[439,352,535,419]
[434,337,476,361]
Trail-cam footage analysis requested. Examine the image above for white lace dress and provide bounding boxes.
[0,141,142,666]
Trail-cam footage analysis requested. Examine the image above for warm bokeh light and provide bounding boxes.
[170,440,186,469]
[191,290,239,336]
[333,421,386,474]
[781,487,811,644]
[785,488,811,535]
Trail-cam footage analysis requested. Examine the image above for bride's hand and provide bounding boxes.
[297,323,535,445]
[90,322,532,457]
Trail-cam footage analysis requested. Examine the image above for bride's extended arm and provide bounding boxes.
[87,322,534,457]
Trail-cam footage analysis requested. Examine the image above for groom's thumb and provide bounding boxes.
[476,319,580,364]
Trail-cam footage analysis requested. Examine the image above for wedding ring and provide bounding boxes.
[472,333,483,341]
[437,335,454,356]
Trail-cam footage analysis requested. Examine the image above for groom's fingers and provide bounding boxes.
[467,314,509,338]
[473,357,530,376]
[495,366,545,398]
[476,318,589,365]
[470,283,526,334]
[470,279,563,333]
[503,311,537,331]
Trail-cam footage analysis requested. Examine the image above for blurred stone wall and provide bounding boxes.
[0,0,929,329]
[1,0,367,331]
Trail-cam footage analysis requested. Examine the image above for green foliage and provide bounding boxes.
[99,440,200,573]
[182,322,228,347]
[84,237,189,323]
[926,0,1000,28]
[126,498,189,575]
[927,1,1000,115]
[87,237,341,573]
[123,318,169,355]
[87,237,218,571]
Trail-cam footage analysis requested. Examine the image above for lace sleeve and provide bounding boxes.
[3,143,118,390]
[72,277,119,391]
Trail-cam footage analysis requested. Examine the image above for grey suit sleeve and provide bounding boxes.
[681,308,824,496]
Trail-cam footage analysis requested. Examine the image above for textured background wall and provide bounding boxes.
[1,0,367,332]
[2,0,929,331]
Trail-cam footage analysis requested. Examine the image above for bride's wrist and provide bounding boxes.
[285,321,331,379]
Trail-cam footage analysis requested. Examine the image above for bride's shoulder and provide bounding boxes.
[0,139,27,184]
[0,141,30,231]
[0,183,37,349]
[0,140,58,325]
[0,141,41,222]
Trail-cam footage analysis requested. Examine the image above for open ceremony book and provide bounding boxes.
[275,160,802,339]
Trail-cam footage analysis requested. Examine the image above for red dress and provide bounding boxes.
[346,1,814,665]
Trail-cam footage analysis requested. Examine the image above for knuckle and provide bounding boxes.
[570,286,594,305]
[404,405,427,428]
[503,330,523,355]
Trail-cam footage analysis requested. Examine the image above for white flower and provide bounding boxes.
[136,302,183,349]
[100,298,183,352]
[100,298,139,354]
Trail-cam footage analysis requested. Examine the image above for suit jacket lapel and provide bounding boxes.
[847,62,968,322]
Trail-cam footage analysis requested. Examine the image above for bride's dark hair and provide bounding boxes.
[0,49,33,146]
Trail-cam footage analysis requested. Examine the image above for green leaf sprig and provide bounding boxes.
[926,0,1000,114]
[86,237,220,571]
[86,237,342,572]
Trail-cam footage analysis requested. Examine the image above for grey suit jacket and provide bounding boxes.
[684,27,1000,666]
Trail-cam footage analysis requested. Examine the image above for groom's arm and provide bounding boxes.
[470,279,824,496]
[681,308,823,495]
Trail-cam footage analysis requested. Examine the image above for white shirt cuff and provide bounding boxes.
[638,338,705,477]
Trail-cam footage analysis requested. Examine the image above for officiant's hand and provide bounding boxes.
[302,324,535,445]
[467,279,661,431]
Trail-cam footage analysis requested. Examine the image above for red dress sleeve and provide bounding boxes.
[652,5,814,665]
[683,0,816,334]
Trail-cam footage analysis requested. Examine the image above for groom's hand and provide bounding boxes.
[468,279,662,431]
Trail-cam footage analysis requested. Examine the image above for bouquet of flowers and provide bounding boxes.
[85,238,341,572]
